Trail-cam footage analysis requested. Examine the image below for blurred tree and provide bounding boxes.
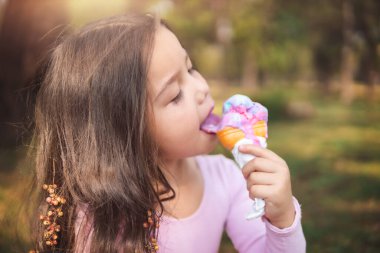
[341,0,356,104]
[166,0,310,87]
[230,0,309,87]
[0,0,68,147]
[292,0,380,100]
[165,0,218,78]
[353,0,380,101]
[230,0,271,88]
[304,0,343,92]
[165,0,216,51]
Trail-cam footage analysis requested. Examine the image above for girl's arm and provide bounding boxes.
[222,156,306,253]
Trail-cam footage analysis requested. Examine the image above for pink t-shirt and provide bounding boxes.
[158,155,305,253]
[75,155,306,252]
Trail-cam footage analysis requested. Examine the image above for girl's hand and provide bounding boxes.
[238,144,295,229]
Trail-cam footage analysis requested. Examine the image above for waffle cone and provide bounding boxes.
[217,121,267,150]
[217,127,245,150]
[253,120,267,138]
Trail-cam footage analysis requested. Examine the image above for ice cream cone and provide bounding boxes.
[217,121,267,150]
[253,120,267,138]
[213,94,269,220]
[217,127,245,150]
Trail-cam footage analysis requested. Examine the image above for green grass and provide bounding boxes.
[1,84,380,252]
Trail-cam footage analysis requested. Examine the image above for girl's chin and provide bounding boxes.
[201,130,218,142]
[203,135,218,152]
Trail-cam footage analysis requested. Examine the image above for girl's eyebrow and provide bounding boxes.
[155,54,189,101]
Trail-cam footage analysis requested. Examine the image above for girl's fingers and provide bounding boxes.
[242,157,276,178]
[246,171,274,188]
[248,184,272,200]
[239,144,287,166]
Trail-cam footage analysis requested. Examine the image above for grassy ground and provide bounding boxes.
[1,84,379,252]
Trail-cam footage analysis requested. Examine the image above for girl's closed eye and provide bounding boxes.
[170,60,197,104]
[171,89,183,104]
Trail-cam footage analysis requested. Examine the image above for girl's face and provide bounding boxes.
[148,26,217,160]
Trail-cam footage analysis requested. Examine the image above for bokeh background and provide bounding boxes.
[0,0,379,252]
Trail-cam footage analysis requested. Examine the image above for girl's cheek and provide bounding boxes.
[146,109,162,141]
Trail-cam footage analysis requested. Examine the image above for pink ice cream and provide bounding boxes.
[201,94,268,147]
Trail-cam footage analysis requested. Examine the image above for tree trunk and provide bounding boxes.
[241,53,258,89]
[355,0,380,102]
[340,0,356,104]
[367,64,380,102]
[0,0,68,147]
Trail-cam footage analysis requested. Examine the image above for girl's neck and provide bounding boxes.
[160,157,193,188]
[156,156,204,219]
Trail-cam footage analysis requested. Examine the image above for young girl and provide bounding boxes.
[30,13,306,253]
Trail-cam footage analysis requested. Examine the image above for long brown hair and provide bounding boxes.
[30,13,175,252]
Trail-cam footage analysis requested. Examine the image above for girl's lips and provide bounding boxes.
[200,106,221,134]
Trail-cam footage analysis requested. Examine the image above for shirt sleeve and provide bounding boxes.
[222,157,306,253]
[74,203,93,253]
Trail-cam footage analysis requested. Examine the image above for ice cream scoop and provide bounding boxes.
[201,94,268,220]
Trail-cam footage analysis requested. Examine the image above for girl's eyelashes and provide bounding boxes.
[188,64,198,74]
[188,66,196,74]
[169,62,196,104]
[171,89,183,104]
[187,62,198,74]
